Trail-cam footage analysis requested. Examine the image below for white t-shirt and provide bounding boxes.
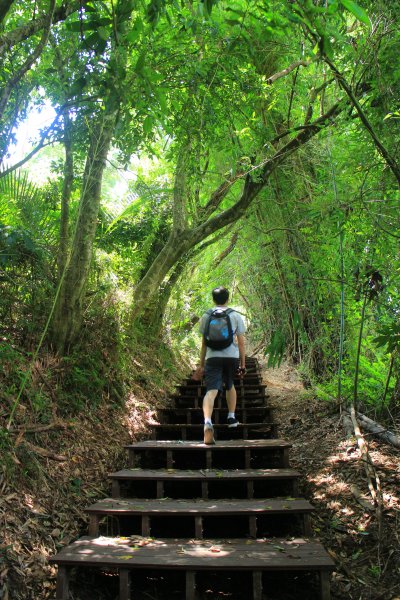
[199,306,246,359]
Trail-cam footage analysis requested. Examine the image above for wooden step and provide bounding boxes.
[171,394,269,409]
[157,406,273,425]
[176,384,267,398]
[86,497,314,538]
[126,439,292,470]
[186,374,263,385]
[50,536,334,600]
[109,467,300,500]
[149,422,278,441]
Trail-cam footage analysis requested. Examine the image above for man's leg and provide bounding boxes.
[203,389,219,422]
[203,359,222,444]
[203,390,218,444]
[226,385,237,414]
[225,359,239,427]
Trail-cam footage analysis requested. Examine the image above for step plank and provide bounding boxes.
[126,439,291,450]
[86,497,314,537]
[50,535,334,570]
[110,467,300,482]
[126,439,291,470]
[87,497,314,516]
[170,395,269,409]
[109,468,300,500]
[149,422,278,441]
[50,537,334,600]
[157,406,273,424]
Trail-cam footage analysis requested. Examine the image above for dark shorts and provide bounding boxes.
[205,357,239,392]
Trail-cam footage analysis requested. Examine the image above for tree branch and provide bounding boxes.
[201,170,246,219]
[0,0,88,56]
[190,100,344,247]
[266,58,316,85]
[304,78,335,125]
[172,145,189,233]
[213,232,239,268]
[0,0,56,122]
[195,223,236,254]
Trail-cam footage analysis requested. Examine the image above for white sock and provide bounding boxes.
[228,412,235,419]
[205,418,212,425]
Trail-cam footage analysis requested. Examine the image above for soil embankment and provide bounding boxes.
[263,362,400,600]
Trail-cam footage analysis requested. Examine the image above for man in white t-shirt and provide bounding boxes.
[198,287,246,444]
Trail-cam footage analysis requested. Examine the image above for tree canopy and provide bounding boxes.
[1,0,399,416]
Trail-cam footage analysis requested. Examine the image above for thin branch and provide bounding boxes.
[194,223,235,255]
[213,232,239,268]
[266,58,316,85]
[0,112,63,177]
[201,170,246,218]
[304,78,335,125]
[287,66,300,127]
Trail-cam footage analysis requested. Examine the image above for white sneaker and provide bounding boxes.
[203,423,215,445]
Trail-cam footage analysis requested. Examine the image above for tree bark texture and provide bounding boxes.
[0,0,14,24]
[57,110,73,277]
[50,109,117,351]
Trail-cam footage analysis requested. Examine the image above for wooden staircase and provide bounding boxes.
[50,357,334,599]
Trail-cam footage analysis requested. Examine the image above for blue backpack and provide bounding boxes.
[204,308,234,350]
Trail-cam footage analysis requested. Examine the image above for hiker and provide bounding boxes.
[197,286,246,445]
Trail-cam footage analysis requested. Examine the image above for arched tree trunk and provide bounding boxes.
[132,101,343,320]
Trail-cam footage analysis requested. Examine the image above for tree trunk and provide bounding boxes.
[49,0,134,353]
[132,231,191,318]
[0,0,14,24]
[139,260,187,338]
[50,109,117,351]
[57,109,73,277]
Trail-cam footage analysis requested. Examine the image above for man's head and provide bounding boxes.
[212,286,229,305]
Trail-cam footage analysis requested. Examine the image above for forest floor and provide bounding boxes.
[264,362,400,600]
[1,360,400,600]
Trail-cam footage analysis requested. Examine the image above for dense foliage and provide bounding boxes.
[0,0,399,426]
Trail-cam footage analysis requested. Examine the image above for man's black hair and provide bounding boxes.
[212,286,229,305]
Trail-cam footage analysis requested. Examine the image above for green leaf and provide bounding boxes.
[66,17,112,32]
[69,76,87,96]
[340,0,370,26]
[143,115,155,135]
[104,198,143,234]
[83,32,107,54]
[135,52,146,74]
[97,26,111,41]
[156,88,168,113]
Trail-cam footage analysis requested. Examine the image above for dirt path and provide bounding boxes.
[262,362,400,600]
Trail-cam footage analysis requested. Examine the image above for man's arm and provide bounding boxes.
[237,334,246,369]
